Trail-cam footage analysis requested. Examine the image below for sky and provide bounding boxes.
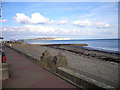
[0,1,119,40]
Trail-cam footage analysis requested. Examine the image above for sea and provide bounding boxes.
[26,39,119,53]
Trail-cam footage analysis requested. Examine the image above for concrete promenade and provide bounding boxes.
[2,46,75,88]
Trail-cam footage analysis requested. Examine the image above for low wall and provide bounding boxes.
[6,44,117,90]
[57,67,115,90]
[0,63,9,80]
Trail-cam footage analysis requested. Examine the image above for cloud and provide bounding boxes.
[23,25,55,33]
[2,25,81,36]
[73,19,91,27]
[13,13,31,24]
[95,23,110,28]
[13,12,68,25]
[13,13,110,28]
[47,20,68,25]
[23,25,81,35]
[2,25,117,40]
[2,25,111,36]
[31,13,49,24]
[0,19,7,22]
[56,20,68,24]
[13,12,49,24]
[72,19,110,28]
[1,26,26,32]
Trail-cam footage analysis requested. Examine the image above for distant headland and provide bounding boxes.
[23,38,70,41]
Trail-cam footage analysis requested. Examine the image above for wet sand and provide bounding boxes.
[7,43,119,87]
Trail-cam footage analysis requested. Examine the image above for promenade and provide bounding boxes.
[2,46,75,88]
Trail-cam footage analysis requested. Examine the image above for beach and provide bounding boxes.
[7,43,119,87]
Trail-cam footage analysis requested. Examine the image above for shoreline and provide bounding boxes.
[25,38,119,54]
[27,43,119,54]
[26,42,119,54]
[46,45,119,63]
[80,46,119,55]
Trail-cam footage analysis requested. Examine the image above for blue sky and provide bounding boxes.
[1,2,118,40]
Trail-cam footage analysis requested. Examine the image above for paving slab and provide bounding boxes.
[2,46,76,88]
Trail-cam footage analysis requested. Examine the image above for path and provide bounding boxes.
[2,46,75,88]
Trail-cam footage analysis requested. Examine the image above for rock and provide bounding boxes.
[52,52,68,67]
[40,50,53,68]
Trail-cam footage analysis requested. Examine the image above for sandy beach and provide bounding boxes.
[8,43,119,87]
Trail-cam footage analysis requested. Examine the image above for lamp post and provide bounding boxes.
[0,1,3,49]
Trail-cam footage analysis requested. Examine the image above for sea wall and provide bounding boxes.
[5,43,118,90]
[57,67,114,89]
